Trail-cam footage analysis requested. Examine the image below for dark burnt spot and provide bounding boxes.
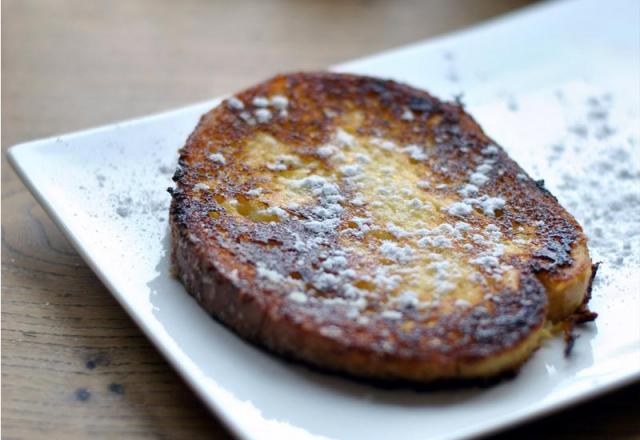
[533,242,573,268]
[172,166,184,182]
[364,79,397,106]
[458,275,545,358]
[564,327,578,357]
[389,274,546,361]
[438,105,463,126]
[568,263,599,325]
[531,219,577,271]
[407,96,435,113]
[535,179,558,201]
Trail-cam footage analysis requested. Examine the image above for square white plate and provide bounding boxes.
[8,0,640,439]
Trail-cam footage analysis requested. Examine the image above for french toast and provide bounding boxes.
[169,72,596,383]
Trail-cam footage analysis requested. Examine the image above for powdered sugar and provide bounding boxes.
[381,310,403,320]
[255,108,272,123]
[444,201,473,217]
[335,128,355,147]
[481,144,499,155]
[339,164,363,177]
[208,153,226,164]
[391,290,420,308]
[262,206,289,220]
[244,188,262,199]
[317,145,337,158]
[479,81,640,290]
[193,183,209,191]
[469,171,489,186]
[402,144,428,161]
[256,262,286,284]
[304,218,340,234]
[370,137,397,151]
[386,222,410,239]
[252,96,270,107]
[479,197,506,216]
[266,154,301,171]
[459,184,479,197]
[227,97,244,110]
[401,109,415,121]
[379,241,414,263]
[319,325,343,338]
[288,291,308,303]
[270,95,289,109]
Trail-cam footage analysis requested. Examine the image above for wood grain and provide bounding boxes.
[2,1,639,439]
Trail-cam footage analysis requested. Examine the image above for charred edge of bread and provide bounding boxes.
[576,262,600,323]
[171,213,548,384]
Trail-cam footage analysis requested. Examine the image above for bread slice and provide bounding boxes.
[169,72,595,383]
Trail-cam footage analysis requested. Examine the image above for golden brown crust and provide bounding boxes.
[171,214,547,382]
[169,72,594,382]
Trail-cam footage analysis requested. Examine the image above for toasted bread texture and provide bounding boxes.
[169,72,595,383]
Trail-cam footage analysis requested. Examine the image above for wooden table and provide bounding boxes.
[3,1,639,438]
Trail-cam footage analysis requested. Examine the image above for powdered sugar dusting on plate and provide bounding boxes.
[475,79,640,303]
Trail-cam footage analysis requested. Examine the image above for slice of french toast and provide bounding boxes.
[169,72,595,383]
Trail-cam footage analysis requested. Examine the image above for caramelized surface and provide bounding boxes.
[170,72,593,380]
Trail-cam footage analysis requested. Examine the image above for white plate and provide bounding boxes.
[8,0,640,438]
